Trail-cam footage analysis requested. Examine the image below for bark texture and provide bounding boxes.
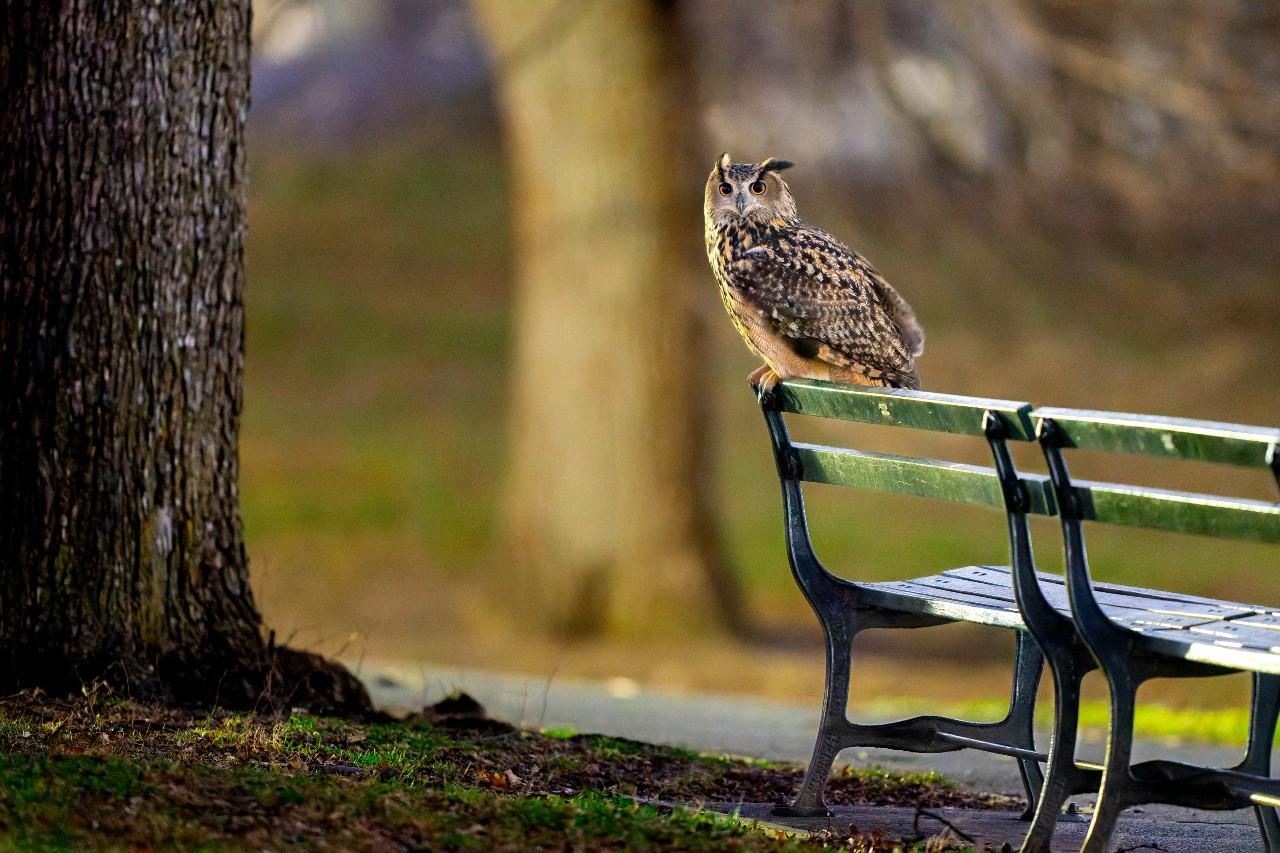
[0,0,361,706]
[470,0,748,635]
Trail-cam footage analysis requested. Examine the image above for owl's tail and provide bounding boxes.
[891,367,922,391]
[831,365,921,391]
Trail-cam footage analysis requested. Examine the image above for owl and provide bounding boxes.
[704,153,924,396]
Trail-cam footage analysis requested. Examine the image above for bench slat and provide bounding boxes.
[792,444,1057,515]
[1139,630,1280,674]
[923,572,1251,621]
[883,585,1212,632]
[1140,625,1280,656]
[1187,621,1280,645]
[862,581,1024,629]
[862,566,1280,650]
[1035,407,1280,467]
[1231,615,1280,633]
[947,566,1269,612]
[908,582,1214,630]
[778,379,1037,440]
[1072,479,1280,544]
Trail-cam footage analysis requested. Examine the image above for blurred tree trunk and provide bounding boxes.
[0,0,368,710]
[471,0,747,636]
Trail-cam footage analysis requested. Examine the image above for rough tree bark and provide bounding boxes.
[470,0,749,635]
[0,0,367,710]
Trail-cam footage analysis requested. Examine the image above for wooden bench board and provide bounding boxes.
[778,379,1038,440]
[792,443,1058,516]
[1034,406,1280,467]
[944,566,1263,618]
[1072,478,1280,543]
[861,565,1280,668]
[868,579,1224,629]
[791,447,1280,544]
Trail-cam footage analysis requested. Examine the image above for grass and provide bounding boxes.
[860,696,1259,749]
[0,753,799,851]
[0,694,991,851]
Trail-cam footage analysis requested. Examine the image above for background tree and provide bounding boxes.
[470,0,748,636]
[0,0,367,709]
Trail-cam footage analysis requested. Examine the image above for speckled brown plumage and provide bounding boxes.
[704,154,924,391]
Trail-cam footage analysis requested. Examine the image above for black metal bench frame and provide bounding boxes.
[758,380,1056,820]
[757,378,1280,853]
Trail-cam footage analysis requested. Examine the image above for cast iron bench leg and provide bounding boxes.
[1020,656,1088,853]
[1080,668,1142,853]
[1010,630,1046,820]
[782,599,856,817]
[1243,673,1280,851]
[781,608,1048,819]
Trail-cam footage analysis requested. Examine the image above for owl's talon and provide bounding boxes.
[749,366,781,408]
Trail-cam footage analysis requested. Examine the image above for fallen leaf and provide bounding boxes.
[478,770,507,788]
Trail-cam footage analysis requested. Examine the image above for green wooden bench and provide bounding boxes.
[756,378,1280,853]
[1030,406,1280,852]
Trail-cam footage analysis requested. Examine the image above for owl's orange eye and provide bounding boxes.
[750,180,766,195]
[718,182,732,196]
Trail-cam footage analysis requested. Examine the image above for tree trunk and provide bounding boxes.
[0,0,367,710]
[470,0,748,635]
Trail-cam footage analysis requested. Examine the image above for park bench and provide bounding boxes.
[1028,406,1280,852]
[756,377,1280,853]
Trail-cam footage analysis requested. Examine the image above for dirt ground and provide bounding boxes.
[0,690,1004,851]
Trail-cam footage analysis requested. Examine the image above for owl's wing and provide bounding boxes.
[735,228,922,385]
[863,266,925,358]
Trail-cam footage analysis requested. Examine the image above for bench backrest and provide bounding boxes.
[767,380,1280,544]
[771,379,1057,516]
[1033,407,1280,544]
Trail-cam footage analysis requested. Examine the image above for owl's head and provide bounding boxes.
[704,153,798,225]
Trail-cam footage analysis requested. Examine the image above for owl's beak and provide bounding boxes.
[735,193,746,214]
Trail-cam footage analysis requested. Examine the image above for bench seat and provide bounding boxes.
[866,565,1280,673]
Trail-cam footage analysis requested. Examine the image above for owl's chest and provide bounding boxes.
[706,226,790,360]
[706,221,768,298]
[706,228,755,320]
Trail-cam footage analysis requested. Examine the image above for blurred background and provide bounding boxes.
[242,0,1280,716]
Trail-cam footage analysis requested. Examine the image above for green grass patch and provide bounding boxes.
[860,697,1255,747]
[0,695,988,850]
[540,725,578,739]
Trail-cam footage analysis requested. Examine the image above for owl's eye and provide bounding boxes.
[750,180,767,195]
[718,182,732,196]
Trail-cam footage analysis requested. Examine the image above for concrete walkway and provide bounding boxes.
[711,803,1264,852]
[360,659,1266,851]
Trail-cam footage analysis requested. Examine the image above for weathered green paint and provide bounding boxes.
[792,443,1057,516]
[778,379,1038,441]
[1074,480,1280,544]
[776,382,1280,542]
[1035,408,1280,467]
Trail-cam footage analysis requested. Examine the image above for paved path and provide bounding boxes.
[361,660,1265,850]
[711,803,1263,853]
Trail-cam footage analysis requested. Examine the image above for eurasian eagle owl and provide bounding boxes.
[704,153,924,394]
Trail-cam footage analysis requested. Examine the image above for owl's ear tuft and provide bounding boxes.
[717,152,732,176]
[758,158,794,175]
